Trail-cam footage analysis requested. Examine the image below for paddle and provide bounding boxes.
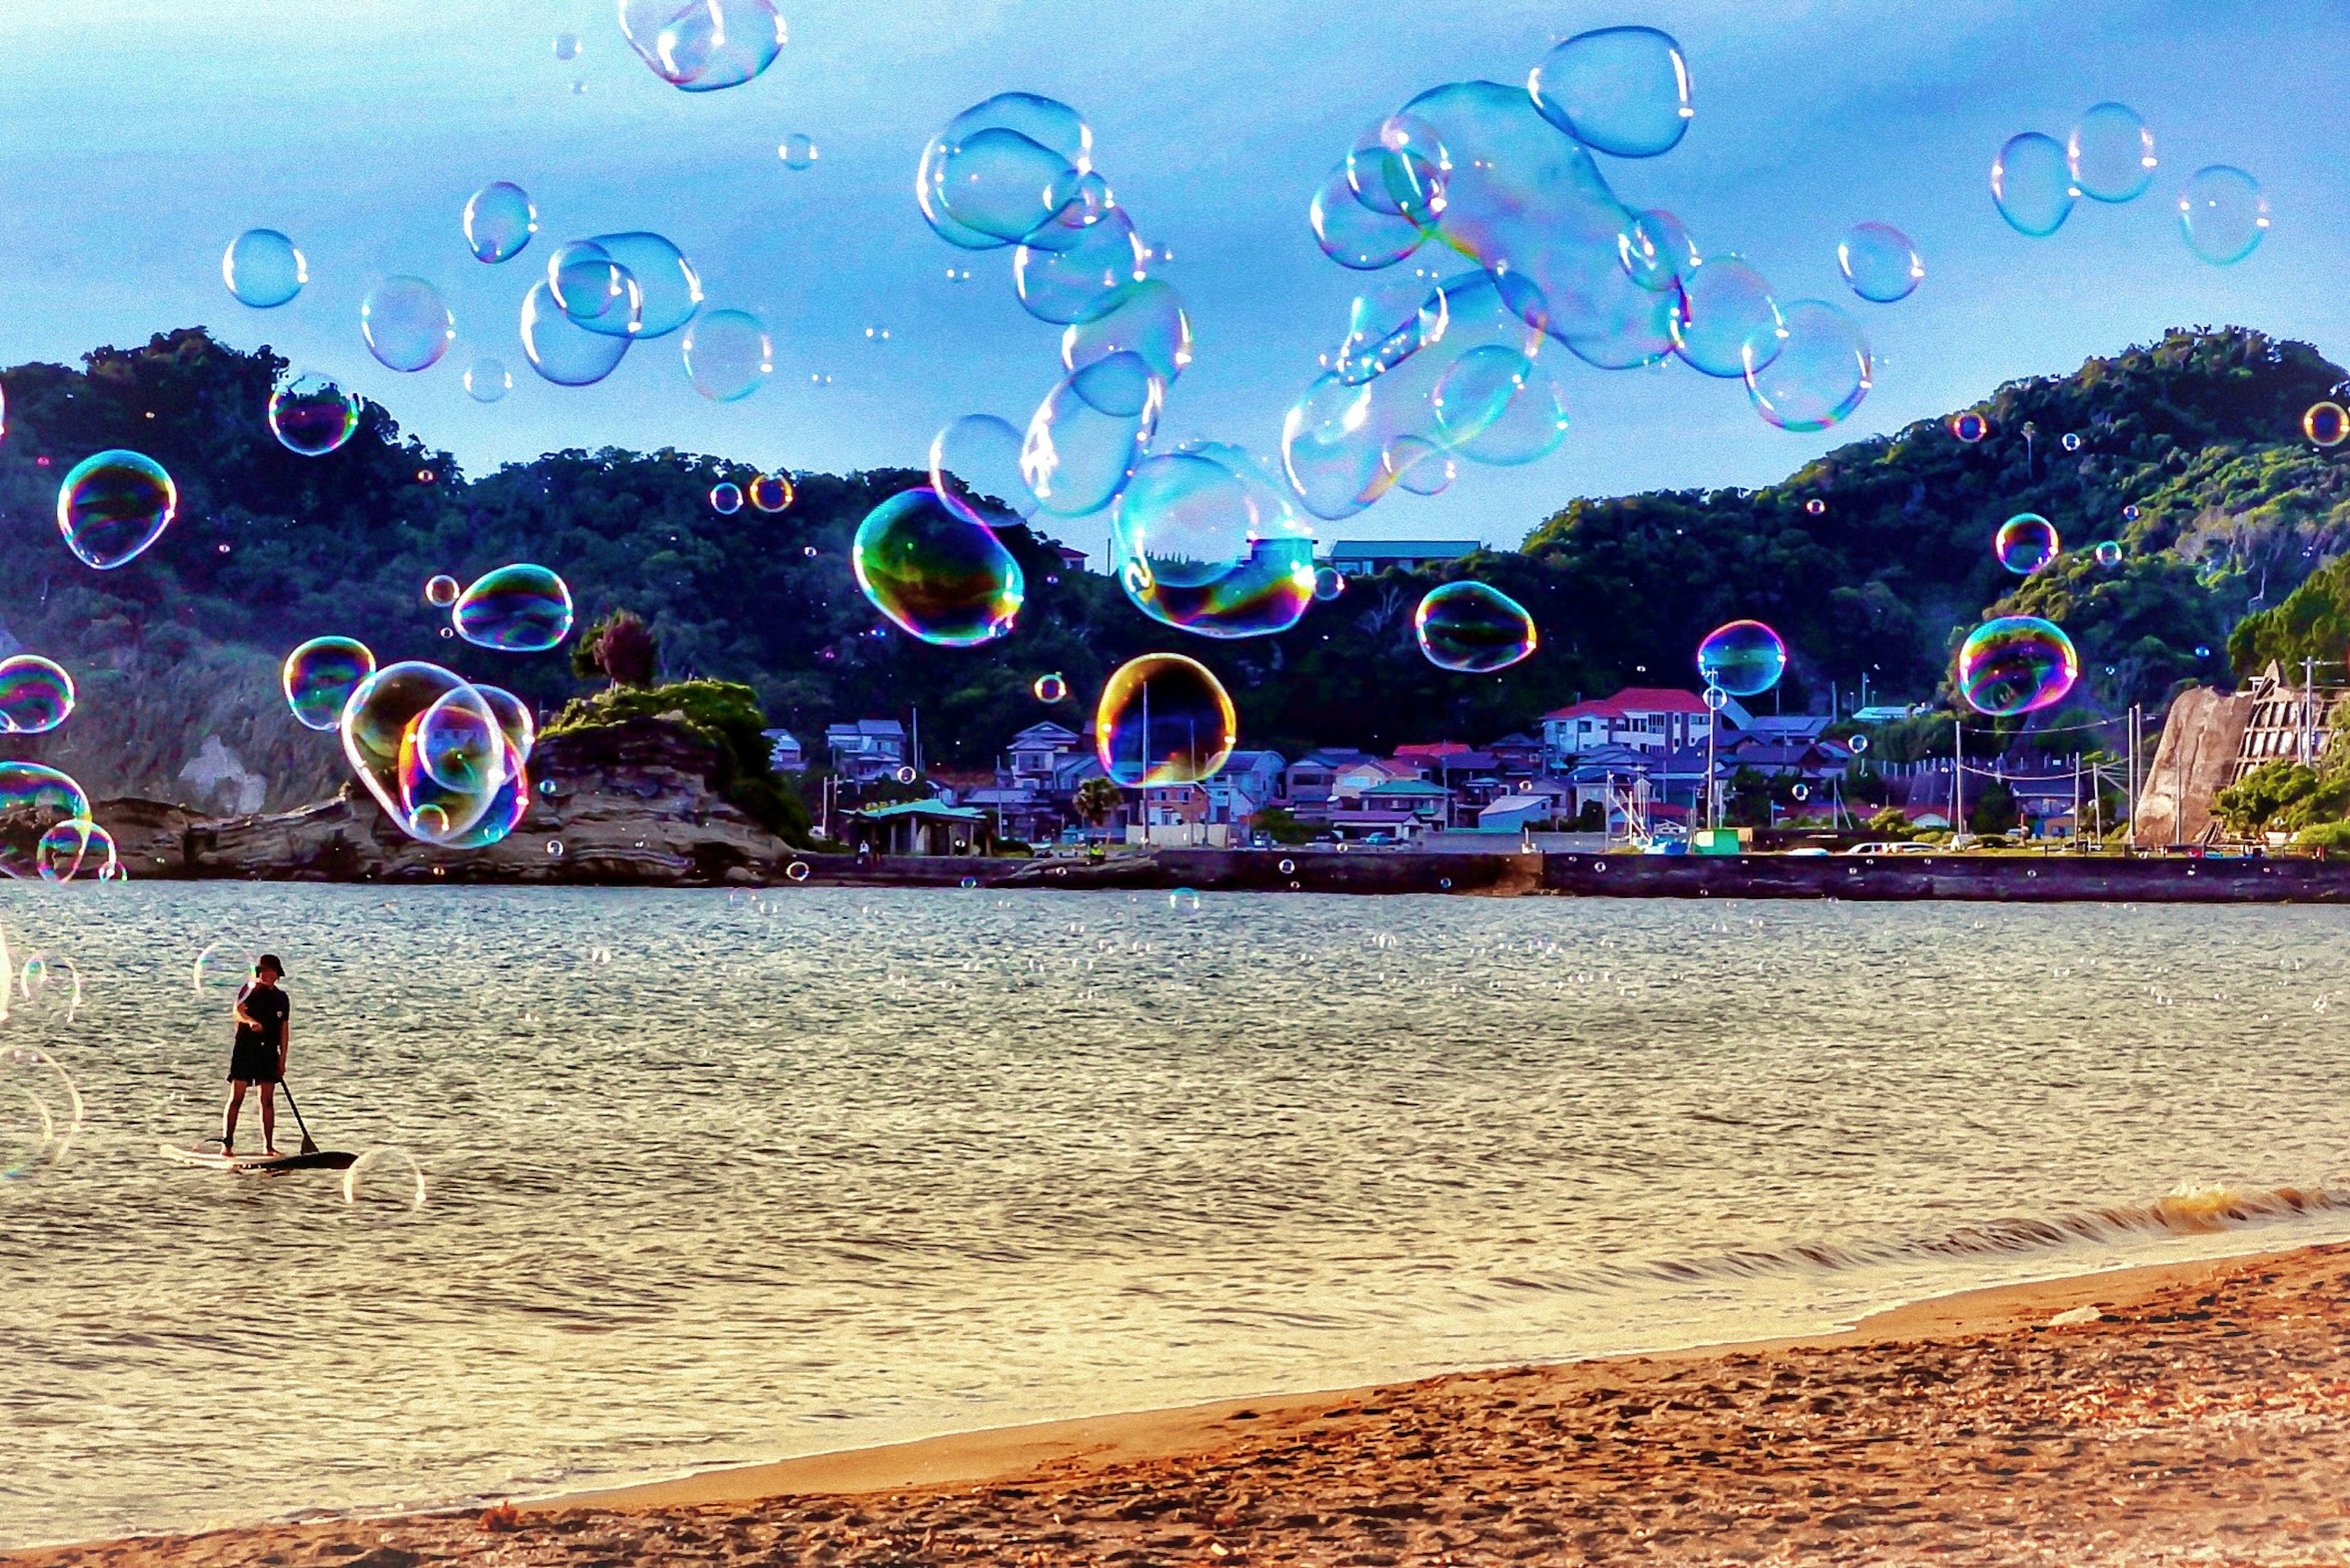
[278,1081,321,1157]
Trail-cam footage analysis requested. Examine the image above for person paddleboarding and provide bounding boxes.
[221,955,291,1157]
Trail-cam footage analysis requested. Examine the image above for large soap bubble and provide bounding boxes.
[453,564,575,652]
[1063,279,1193,386]
[1415,581,1537,673]
[267,371,360,457]
[1994,512,2060,575]
[1674,256,1780,378]
[520,281,631,387]
[1696,619,1787,696]
[1958,616,2079,716]
[1014,206,1149,326]
[1113,445,1316,640]
[918,93,1093,249]
[588,233,703,338]
[1022,351,1162,518]
[930,414,1038,527]
[1346,113,1450,226]
[0,762,92,824]
[1094,653,1237,785]
[361,277,455,373]
[464,181,537,263]
[56,450,176,570]
[2178,166,2267,266]
[222,229,305,308]
[1527,25,1693,159]
[0,656,74,734]
[617,0,785,92]
[1744,300,1870,433]
[36,819,116,884]
[282,637,376,732]
[1991,132,2075,238]
[681,308,771,401]
[341,662,518,845]
[1837,222,1922,304]
[2067,103,2155,204]
[851,488,1025,647]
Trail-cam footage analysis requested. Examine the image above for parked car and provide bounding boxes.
[1362,831,1397,846]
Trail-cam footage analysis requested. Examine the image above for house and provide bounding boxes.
[1331,758,1419,801]
[1484,731,1546,779]
[826,719,909,781]
[1539,688,1751,763]
[1204,750,1288,825]
[1362,777,1457,829]
[1734,715,1834,745]
[1285,748,1373,805]
[1478,794,1559,833]
[762,728,807,772]
[1720,739,1848,781]
[960,784,1058,846]
[1321,539,1483,577]
[850,799,990,856]
[1001,721,1084,788]
[1048,542,1090,577]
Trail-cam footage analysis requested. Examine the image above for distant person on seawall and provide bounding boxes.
[221,955,292,1156]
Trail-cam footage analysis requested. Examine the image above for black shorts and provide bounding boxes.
[228,1042,280,1084]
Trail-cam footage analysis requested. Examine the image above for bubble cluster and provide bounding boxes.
[1414,582,1537,673]
[748,474,794,513]
[0,656,75,734]
[1958,616,2080,716]
[267,371,360,457]
[342,662,529,846]
[617,0,785,92]
[464,181,537,264]
[1094,653,1237,785]
[709,482,743,514]
[452,564,574,652]
[2178,165,2268,265]
[919,92,1097,250]
[361,277,455,373]
[1695,619,1787,696]
[681,308,771,401]
[1995,512,2061,575]
[222,229,305,308]
[590,233,703,338]
[1837,222,1923,304]
[852,489,1025,647]
[56,450,177,570]
[2305,402,2348,448]
[1112,446,1316,639]
[281,637,375,732]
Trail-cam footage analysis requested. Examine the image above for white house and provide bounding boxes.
[1540,687,1752,764]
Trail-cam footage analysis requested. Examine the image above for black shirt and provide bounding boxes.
[234,984,289,1053]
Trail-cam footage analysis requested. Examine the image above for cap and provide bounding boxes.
[255,954,285,976]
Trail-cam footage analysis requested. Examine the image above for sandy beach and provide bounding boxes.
[18,1240,2350,1566]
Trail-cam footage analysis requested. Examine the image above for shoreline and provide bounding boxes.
[20,1238,2350,1564]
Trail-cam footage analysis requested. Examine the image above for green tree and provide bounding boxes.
[1249,805,1312,845]
[1968,778,2021,835]
[1073,777,1121,835]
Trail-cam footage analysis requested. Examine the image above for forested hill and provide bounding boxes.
[0,324,2340,809]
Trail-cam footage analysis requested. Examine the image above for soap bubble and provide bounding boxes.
[222,229,305,308]
[1995,512,2061,575]
[2178,166,2268,265]
[2062,431,2082,452]
[0,1045,82,1181]
[1313,566,1345,601]
[266,371,360,457]
[1744,299,1871,433]
[453,564,573,652]
[1837,222,1923,304]
[281,636,376,732]
[1414,581,1537,673]
[930,414,1038,526]
[1528,25,1693,158]
[360,276,455,373]
[1094,653,1237,785]
[748,474,794,512]
[1382,435,1456,495]
[709,482,743,514]
[1949,411,1990,444]
[1310,160,1430,270]
[0,764,92,879]
[852,489,1026,646]
[1991,132,2075,238]
[1331,276,1447,385]
[342,1146,426,1211]
[917,93,1092,249]
[1696,619,1787,696]
[56,450,176,569]
[587,233,703,338]
[778,133,818,170]
[2122,504,2140,522]
[2067,102,2155,204]
[1063,279,1193,386]
[1033,673,1069,703]
[473,683,535,764]
[1958,616,2079,716]
[1014,206,1149,326]
[617,0,785,92]
[1023,351,1163,518]
[1111,446,1316,639]
[1436,351,1571,466]
[1345,113,1450,226]
[519,280,631,386]
[36,819,114,883]
[0,656,73,735]
[463,181,537,263]
[2094,540,2124,567]
[547,240,643,334]
[2305,402,2348,447]
[682,308,771,401]
[1675,256,1781,378]
[464,356,512,403]
[2194,644,2211,660]
[553,31,580,59]
[424,574,460,607]
[1618,208,1698,293]
[405,685,504,797]
[343,663,510,843]
[1848,734,1870,755]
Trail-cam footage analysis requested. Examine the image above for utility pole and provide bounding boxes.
[1952,719,1964,834]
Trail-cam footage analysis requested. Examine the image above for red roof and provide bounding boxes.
[1393,742,1475,758]
[1541,687,1715,722]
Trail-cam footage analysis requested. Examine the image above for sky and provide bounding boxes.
[0,1,2335,566]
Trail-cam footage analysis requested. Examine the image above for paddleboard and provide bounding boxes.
[159,1143,356,1173]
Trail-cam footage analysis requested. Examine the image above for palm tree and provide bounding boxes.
[1073,777,1122,843]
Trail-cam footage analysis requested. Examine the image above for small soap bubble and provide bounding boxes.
[748,474,794,512]
[424,574,460,607]
[1991,132,2075,238]
[1837,222,1922,304]
[2178,166,2268,265]
[2193,644,2211,660]
[1958,616,2078,715]
[547,840,565,857]
[1414,582,1537,673]
[56,449,177,569]
[1805,498,1826,516]
[2067,102,2156,204]
[2122,503,2140,521]
[1095,653,1236,785]
[2305,402,2348,447]
[709,482,742,513]
[681,308,772,401]
[361,277,456,373]
[463,181,537,264]
[1312,566,1346,601]
[553,32,580,60]
[1033,673,1069,703]
[2094,540,2124,567]
[266,371,360,457]
[453,564,574,652]
[851,489,1025,646]
[222,229,306,308]
[1168,888,1201,913]
[1995,512,2061,575]
[342,1146,426,1212]
[281,636,375,732]
[779,133,818,170]
[464,356,513,404]
[1696,620,1787,696]
[1949,411,1990,444]
[2062,431,2082,452]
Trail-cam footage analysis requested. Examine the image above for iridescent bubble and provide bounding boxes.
[1414,581,1537,673]
[709,482,743,514]
[1309,160,1430,271]
[547,240,643,335]
[682,308,771,401]
[852,489,1026,646]
[0,1045,82,1180]
[778,133,818,170]
[1696,619,1787,696]
[1062,279,1193,386]
[1331,277,1447,384]
[1837,222,1922,304]
[2067,102,2156,203]
[2305,402,2348,447]
[1111,446,1316,640]
[1995,512,2061,575]
[587,233,703,338]
[0,655,71,737]
[1848,734,1870,755]
[1618,208,1698,294]
[464,356,512,403]
[748,474,794,513]
[464,181,537,264]
[2178,165,2268,265]
[1958,616,2079,716]
[617,0,785,92]
[1991,132,2074,238]
[1528,25,1693,158]
[342,1146,427,1211]
[1950,411,1990,444]
[1033,673,1069,703]
[1094,653,1237,785]
[931,414,1039,526]
[519,280,631,387]
[2094,540,2124,567]
[222,229,305,308]
[1432,349,1570,465]
[280,637,375,732]
[266,371,360,457]
[1345,113,1450,226]
[1744,299,1871,433]
[917,93,1092,249]
[1675,256,1780,379]
[1312,566,1346,601]
[1014,206,1149,326]
[2122,503,2141,522]
[1021,351,1163,518]
[35,818,115,883]
[361,276,455,373]
[342,663,507,844]
[56,450,176,570]
[424,573,460,607]
[0,762,92,829]
[453,564,573,652]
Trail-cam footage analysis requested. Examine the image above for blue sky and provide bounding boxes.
[0,2,2329,564]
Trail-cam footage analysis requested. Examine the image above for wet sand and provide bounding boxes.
[19,1242,2350,1566]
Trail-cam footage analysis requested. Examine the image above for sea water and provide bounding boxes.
[5,884,2349,1545]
